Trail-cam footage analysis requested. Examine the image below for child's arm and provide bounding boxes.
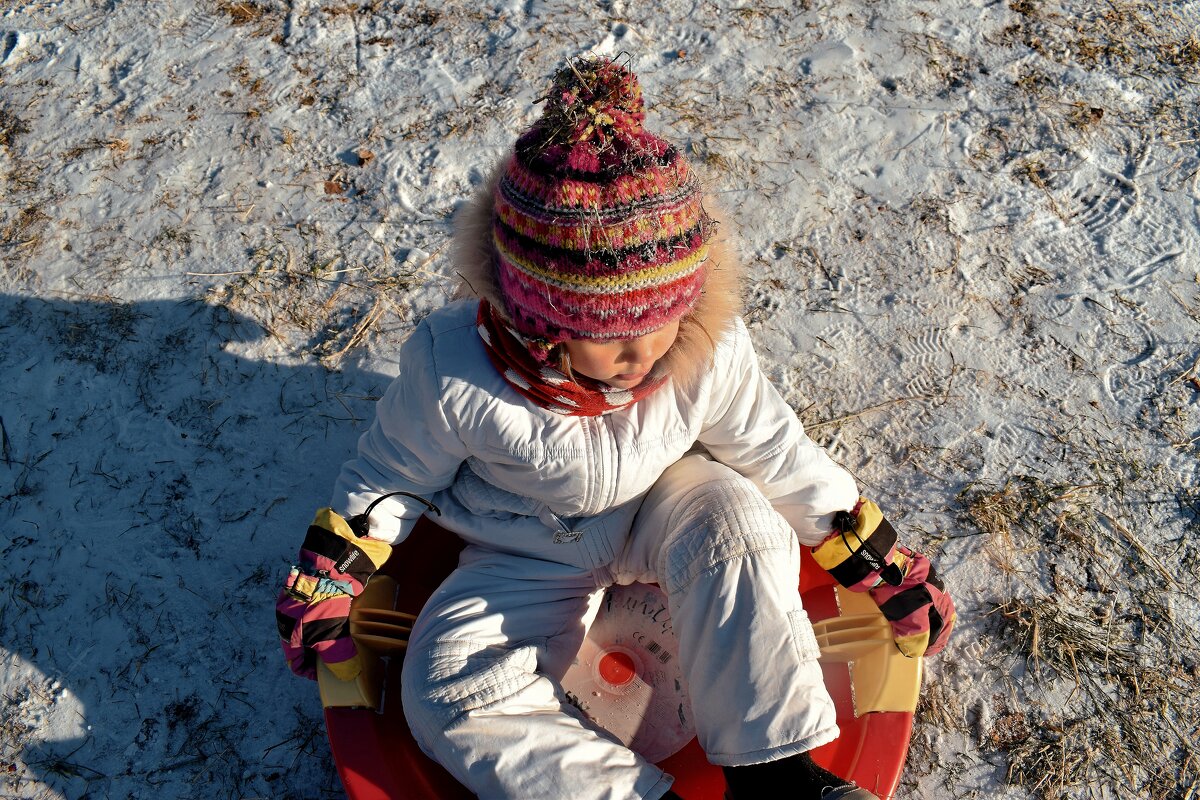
[697,318,954,657]
[330,321,470,544]
[277,321,469,680]
[697,316,858,544]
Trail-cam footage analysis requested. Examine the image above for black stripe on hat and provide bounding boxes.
[497,172,701,224]
[494,216,709,270]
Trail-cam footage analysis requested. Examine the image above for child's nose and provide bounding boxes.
[622,336,655,363]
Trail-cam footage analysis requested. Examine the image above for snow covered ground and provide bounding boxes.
[1,1,1198,798]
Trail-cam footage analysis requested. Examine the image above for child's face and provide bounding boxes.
[562,320,681,390]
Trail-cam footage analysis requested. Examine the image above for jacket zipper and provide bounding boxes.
[581,413,617,517]
[602,414,620,512]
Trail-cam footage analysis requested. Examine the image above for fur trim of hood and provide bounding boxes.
[450,159,743,392]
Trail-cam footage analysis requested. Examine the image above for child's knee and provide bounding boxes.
[658,475,795,596]
[401,638,544,745]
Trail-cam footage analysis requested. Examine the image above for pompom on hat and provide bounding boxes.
[492,56,715,358]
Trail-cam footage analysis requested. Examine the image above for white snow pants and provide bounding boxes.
[400,454,839,800]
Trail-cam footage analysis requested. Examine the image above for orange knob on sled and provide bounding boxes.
[318,517,920,800]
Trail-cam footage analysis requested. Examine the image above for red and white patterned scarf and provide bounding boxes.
[476,301,668,417]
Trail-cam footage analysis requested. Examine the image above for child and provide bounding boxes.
[276,57,954,800]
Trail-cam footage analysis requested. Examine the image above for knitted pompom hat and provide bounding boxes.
[492,57,714,356]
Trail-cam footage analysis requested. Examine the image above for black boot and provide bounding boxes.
[721,752,878,799]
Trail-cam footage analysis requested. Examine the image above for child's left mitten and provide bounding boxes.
[275,508,392,681]
[812,498,956,658]
[866,545,954,657]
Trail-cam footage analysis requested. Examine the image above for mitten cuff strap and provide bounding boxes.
[297,509,393,591]
[812,497,903,590]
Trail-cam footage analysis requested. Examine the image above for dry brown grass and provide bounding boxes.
[198,233,442,366]
[962,460,1200,798]
[996,0,1200,81]
[0,107,28,150]
[960,475,1112,575]
[987,595,1200,799]
[216,1,284,36]
[1,205,50,256]
[903,32,977,94]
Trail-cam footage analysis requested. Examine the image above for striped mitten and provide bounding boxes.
[275,508,392,680]
[868,545,955,657]
[812,498,955,658]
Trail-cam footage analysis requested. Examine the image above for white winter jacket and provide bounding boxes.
[330,298,858,568]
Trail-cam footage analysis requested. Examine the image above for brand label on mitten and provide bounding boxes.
[337,550,360,574]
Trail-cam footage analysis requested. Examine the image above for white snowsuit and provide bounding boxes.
[329,298,859,800]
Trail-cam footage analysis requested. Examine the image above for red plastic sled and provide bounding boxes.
[319,517,920,800]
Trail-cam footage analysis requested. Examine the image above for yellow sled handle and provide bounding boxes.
[318,576,408,711]
[811,587,922,716]
[320,579,923,718]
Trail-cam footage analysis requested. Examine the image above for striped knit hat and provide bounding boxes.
[492,57,714,356]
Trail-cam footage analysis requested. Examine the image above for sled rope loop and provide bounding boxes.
[812,498,956,658]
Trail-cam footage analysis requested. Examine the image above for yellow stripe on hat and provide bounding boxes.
[493,236,709,296]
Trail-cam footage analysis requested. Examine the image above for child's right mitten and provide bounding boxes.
[811,498,955,658]
[275,508,392,681]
